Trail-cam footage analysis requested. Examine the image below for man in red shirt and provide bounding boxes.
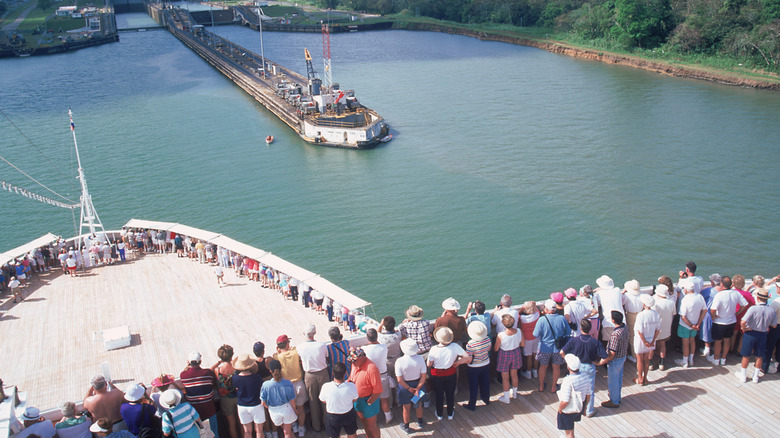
[180,352,220,438]
[346,347,381,438]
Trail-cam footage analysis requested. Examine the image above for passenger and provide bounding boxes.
[232,354,265,438]
[394,339,427,433]
[463,300,492,339]
[533,300,569,393]
[83,375,126,430]
[595,275,628,343]
[495,314,524,404]
[195,240,205,263]
[346,347,382,438]
[296,324,330,433]
[211,345,239,438]
[462,321,491,411]
[564,288,590,337]
[149,374,178,417]
[550,292,565,316]
[288,277,299,302]
[435,298,468,345]
[120,383,158,435]
[253,342,273,381]
[560,319,607,417]
[273,335,307,435]
[492,294,519,336]
[709,276,747,365]
[700,274,723,359]
[675,280,707,369]
[311,288,324,312]
[635,294,661,386]
[15,407,55,438]
[600,311,629,409]
[765,282,780,374]
[318,361,359,438]
[623,280,643,363]
[327,326,352,378]
[260,360,299,438]
[361,328,392,423]
[426,327,471,420]
[179,352,220,438]
[159,390,203,438]
[679,260,704,294]
[519,301,540,380]
[731,274,755,356]
[9,276,21,302]
[54,401,91,438]
[736,288,776,383]
[398,305,433,356]
[89,417,135,438]
[556,355,591,438]
[650,284,676,371]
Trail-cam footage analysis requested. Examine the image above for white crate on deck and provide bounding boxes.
[102,326,131,351]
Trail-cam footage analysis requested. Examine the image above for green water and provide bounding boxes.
[1,18,779,318]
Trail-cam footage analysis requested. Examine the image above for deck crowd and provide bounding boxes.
[5,234,780,438]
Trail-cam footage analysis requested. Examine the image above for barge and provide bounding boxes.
[153,5,388,149]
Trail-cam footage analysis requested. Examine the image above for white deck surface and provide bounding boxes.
[2,253,779,437]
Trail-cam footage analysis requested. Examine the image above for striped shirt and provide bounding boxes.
[558,372,591,404]
[161,402,199,435]
[607,324,630,358]
[180,366,217,419]
[466,337,491,367]
[327,340,352,377]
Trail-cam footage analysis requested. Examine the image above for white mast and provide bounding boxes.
[69,109,106,249]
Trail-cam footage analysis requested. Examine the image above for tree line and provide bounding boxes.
[313,0,780,71]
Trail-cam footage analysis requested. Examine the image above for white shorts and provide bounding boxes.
[237,404,266,425]
[268,403,297,426]
[522,338,539,356]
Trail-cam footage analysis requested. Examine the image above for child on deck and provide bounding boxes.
[495,314,524,404]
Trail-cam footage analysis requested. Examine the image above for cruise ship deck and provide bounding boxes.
[1,253,778,437]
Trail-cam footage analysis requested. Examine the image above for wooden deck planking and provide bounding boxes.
[2,253,780,437]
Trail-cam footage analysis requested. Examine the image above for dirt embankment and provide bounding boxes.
[396,21,780,91]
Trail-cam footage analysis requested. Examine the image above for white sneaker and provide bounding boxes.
[532,369,538,378]
[498,393,511,404]
[510,388,517,399]
[753,373,760,384]
[719,358,726,366]
[297,424,305,437]
[735,370,747,383]
[291,423,298,434]
[521,370,532,380]
[675,358,688,369]
[706,356,718,365]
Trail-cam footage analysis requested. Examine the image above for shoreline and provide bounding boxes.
[394,21,780,91]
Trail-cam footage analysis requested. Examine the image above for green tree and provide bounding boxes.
[38,0,53,10]
[611,0,672,48]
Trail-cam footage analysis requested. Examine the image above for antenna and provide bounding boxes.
[321,21,332,91]
[69,109,106,249]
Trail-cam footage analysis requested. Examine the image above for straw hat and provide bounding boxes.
[433,326,454,345]
[233,354,259,373]
[124,383,146,402]
[159,389,182,409]
[442,297,461,311]
[467,321,488,341]
[624,279,641,296]
[400,338,419,356]
[756,288,770,301]
[406,305,424,321]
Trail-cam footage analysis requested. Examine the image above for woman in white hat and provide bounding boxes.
[394,339,427,433]
[119,383,157,435]
[634,294,661,385]
[623,279,643,363]
[463,321,491,411]
[650,284,676,371]
[159,389,203,438]
[426,326,472,421]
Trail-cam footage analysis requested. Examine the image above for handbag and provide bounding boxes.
[544,315,570,350]
[561,378,583,414]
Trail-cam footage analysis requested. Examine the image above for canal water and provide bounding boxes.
[2,14,779,318]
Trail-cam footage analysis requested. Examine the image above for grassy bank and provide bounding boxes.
[388,14,780,89]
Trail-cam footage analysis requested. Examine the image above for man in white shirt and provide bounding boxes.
[361,328,393,423]
[319,362,359,438]
[675,279,707,368]
[709,276,749,365]
[492,294,519,335]
[679,261,704,295]
[595,275,628,342]
[296,324,329,433]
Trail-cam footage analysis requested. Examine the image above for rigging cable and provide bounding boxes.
[0,107,70,180]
